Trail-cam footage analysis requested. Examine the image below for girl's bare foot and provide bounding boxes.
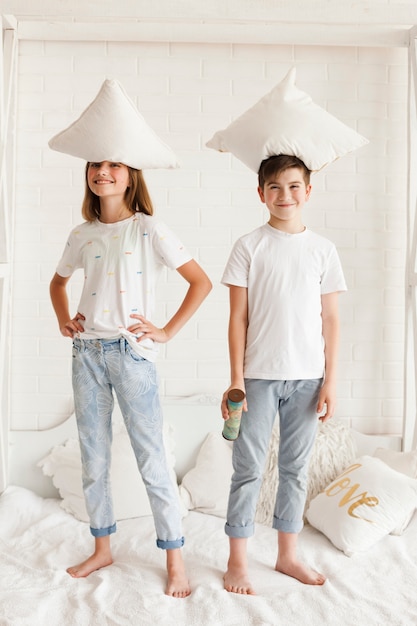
[67,535,113,578]
[224,566,256,595]
[275,558,326,585]
[67,552,113,578]
[165,549,191,598]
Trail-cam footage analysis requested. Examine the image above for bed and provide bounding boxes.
[2,397,417,626]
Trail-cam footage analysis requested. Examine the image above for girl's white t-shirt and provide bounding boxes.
[221,224,347,380]
[56,213,192,362]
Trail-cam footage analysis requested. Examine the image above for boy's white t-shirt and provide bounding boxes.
[56,213,192,362]
[221,224,347,380]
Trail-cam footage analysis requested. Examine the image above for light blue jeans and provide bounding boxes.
[72,337,184,549]
[225,378,322,537]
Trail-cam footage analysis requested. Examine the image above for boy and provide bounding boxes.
[221,154,347,594]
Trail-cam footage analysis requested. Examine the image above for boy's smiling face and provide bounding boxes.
[258,166,312,233]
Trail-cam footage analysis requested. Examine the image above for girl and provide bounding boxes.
[50,160,212,598]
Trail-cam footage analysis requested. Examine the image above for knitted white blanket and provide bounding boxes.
[0,485,416,626]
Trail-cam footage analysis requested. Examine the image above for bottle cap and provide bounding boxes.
[228,388,245,403]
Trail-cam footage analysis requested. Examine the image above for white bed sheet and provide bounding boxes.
[1,485,416,626]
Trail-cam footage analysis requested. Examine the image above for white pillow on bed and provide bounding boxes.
[39,420,186,523]
[306,456,417,556]
[373,447,417,478]
[206,66,368,173]
[179,431,233,518]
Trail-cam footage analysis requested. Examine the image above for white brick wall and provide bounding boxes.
[11,39,408,434]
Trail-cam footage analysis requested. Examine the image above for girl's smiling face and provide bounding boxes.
[258,166,312,233]
[87,161,130,198]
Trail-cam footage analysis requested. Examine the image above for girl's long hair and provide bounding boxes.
[81,163,154,222]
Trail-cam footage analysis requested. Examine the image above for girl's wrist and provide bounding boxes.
[161,326,171,342]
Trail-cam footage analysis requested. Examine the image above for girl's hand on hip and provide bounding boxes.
[61,313,85,338]
[128,314,168,343]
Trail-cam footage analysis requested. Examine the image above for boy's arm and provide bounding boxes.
[50,272,85,338]
[221,285,248,420]
[317,291,340,422]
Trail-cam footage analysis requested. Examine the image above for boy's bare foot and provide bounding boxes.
[275,558,326,585]
[224,567,256,595]
[165,549,191,598]
[224,537,255,594]
[165,569,191,598]
[67,552,113,578]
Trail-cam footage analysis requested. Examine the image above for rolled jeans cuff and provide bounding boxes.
[156,536,185,550]
[273,516,304,534]
[224,522,254,539]
[90,522,117,538]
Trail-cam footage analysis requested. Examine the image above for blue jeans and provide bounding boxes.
[72,337,184,549]
[225,378,322,537]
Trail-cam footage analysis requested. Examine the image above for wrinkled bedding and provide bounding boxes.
[1,486,416,626]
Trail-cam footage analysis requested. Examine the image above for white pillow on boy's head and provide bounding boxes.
[206,67,369,173]
[48,79,180,170]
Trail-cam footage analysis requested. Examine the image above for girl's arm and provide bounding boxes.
[50,272,85,337]
[128,259,212,342]
[317,291,340,422]
[221,285,248,420]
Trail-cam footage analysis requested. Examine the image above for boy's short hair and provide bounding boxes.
[258,155,311,188]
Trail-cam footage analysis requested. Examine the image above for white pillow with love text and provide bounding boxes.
[306,455,417,556]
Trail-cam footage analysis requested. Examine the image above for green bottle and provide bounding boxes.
[222,389,245,441]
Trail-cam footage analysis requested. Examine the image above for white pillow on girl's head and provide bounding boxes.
[206,67,369,173]
[48,79,180,170]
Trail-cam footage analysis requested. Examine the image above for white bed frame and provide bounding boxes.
[8,393,402,499]
[1,9,416,496]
